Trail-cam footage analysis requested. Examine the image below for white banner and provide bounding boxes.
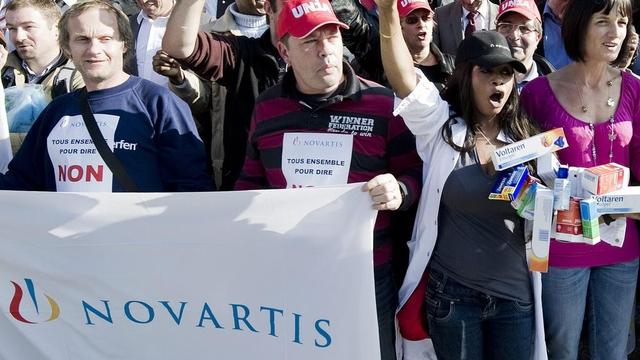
[0,185,380,360]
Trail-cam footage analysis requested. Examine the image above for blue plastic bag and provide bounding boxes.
[5,84,47,133]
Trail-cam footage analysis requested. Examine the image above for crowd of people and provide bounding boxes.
[0,0,639,359]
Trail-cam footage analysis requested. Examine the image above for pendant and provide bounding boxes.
[607,97,615,107]
[609,119,617,140]
[581,105,588,113]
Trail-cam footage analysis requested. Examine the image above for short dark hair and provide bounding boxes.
[58,0,133,60]
[562,0,633,63]
[6,0,61,28]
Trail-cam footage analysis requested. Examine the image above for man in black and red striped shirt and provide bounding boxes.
[235,0,422,358]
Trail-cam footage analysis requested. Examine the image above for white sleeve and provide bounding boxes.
[393,69,450,144]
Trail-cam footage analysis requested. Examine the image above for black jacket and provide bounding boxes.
[177,30,285,190]
[533,53,555,76]
[332,0,454,91]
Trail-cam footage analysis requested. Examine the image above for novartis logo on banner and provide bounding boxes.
[6,279,333,349]
[10,278,60,324]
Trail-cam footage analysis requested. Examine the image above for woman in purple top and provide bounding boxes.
[521,0,640,358]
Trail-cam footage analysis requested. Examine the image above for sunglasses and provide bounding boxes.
[403,13,434,25]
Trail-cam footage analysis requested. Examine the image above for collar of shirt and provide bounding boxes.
[136,10,171,24]
[462,1,489,31]
[523,60,539,82]
[496,129,515,144]
[22,51,63,83]
[136,10,170,86]
[281,61,363,109]
[228,3,268,29]
[542,2,561,25]
[517,60,538,93]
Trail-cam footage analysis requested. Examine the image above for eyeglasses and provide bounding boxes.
[403,13,434,25]
[496,22,538,35]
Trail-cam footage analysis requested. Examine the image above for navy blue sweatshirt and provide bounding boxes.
[0,76,212,192]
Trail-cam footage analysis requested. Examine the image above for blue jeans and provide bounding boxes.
[542,259,639,360]
[425,269,534,360]
[375,263,398,360]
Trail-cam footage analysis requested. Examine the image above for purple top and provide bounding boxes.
[521,71,640,267]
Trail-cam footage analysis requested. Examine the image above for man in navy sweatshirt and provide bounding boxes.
[0,0,212,192]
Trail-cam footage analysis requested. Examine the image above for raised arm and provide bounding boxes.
[376,0,418,98]
[162,0,206,58]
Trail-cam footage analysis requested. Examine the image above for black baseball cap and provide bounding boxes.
[455,31,527,73]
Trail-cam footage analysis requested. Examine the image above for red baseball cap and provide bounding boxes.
[397,0,432,18]
[497,0,541,22]
[277,0,349,39]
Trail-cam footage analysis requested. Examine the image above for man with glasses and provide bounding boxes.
[433,0,498,55]
[495,0,554,92]
[333,0,454,92]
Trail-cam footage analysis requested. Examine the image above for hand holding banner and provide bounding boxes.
[0,185,380,360]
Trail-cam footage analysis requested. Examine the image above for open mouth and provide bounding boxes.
[417,31,427,40]
[489,90,505,104]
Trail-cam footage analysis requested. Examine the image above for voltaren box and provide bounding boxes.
[581,163,629,195]
[591,186,640,214]
[528,187,553,272]
[489,166,529,201]
[492,128,568,171]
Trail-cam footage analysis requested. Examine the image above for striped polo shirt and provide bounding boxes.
[236,63,422,266]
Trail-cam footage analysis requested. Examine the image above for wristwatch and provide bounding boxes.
[398,181,408,205]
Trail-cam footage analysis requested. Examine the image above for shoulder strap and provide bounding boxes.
[79,90,139,192]
[51,65,76,98]
[56,65,75,90]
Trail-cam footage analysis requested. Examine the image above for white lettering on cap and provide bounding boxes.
[400,0,427,8]
[502,0,530,9]
[490,43,510,51]
[292,0,332,18]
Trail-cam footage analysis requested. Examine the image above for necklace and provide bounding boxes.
[575,75,614,113]
[580,70,618,165]
[477,127,496,147]
[589,115,617,165]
